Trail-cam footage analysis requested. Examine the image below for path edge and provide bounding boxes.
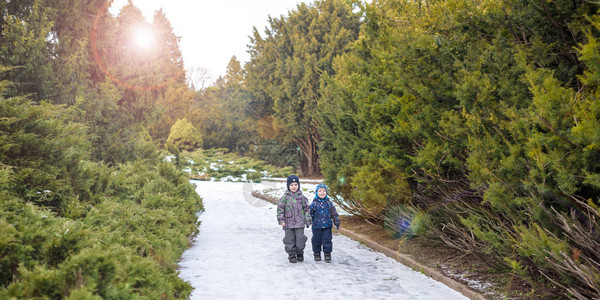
[252,191,488,300]
[337,227,488,300]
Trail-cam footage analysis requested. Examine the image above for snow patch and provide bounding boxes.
[440,265,494,292]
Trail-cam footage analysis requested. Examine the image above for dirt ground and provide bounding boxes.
[339,215,563,299]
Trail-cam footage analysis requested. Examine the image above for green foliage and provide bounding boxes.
[0,93,90,208]
[246,0,361,175]
[503,258,528,278]
[0,0,203,297]
[0,216,22,287]
[191,57,258,157]
[0,0,58,101]
[346,161,411,219]
[317,0,600,296]
[146,9,195,146]
[0,157,202,298]
[149,84,196,147]
[166,117,203,152]
[512,224,569,267]
[5,0,600,297]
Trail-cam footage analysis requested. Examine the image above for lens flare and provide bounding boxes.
[91,2,184,91]
[131,26,156,51]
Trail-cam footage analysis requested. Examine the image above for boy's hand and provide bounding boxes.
[281,222,285,227]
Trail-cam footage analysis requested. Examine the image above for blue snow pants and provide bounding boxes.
[311,227,333,253]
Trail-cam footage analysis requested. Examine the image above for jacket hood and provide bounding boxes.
[314,183,328,200]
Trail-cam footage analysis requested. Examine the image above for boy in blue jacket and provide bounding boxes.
[310,183,341,262]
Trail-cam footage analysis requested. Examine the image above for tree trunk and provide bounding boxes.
[294,127,321,177]
[298,150,308,176]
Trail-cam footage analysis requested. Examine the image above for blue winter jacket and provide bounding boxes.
[310,194,341,229]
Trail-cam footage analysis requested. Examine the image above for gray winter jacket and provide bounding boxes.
[277,190,311,229]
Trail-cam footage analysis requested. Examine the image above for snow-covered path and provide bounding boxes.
[178,181,468,300]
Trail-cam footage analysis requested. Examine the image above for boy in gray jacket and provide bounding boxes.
[277,175,312,263]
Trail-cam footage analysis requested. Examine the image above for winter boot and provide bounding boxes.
[288,254,297,263]
[324,252,331,262]
[297,253,304,262]
[314,252,321,261]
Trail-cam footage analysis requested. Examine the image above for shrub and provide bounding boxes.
[0,95,90,209]
[166,118,203,152]
[331,160,411,220]
[0,157,203,298]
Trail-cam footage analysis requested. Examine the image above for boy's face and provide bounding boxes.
[289,182,299,192]
[317,187,327,198]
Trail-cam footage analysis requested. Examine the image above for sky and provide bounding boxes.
[110,0,310,83]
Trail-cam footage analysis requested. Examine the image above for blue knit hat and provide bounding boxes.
[286,175,300,191]
[315,183,328,198]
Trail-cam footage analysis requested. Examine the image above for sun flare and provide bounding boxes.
[131,26,156,51]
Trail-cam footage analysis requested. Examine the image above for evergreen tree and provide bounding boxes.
[0,1,203,297]
[246,0,361,175]
[0,77,90,209]
[0,0,56,101]
[44,0,107,105]
[147,9,194,146]
[318,0,600,295]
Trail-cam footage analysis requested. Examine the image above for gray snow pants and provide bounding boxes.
[283,228,308,255]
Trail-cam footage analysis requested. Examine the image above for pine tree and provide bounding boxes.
[0,0,56,101]
[246,0,361,175]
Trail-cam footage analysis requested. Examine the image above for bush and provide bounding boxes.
[0,96,90,209]
[318,0,600,297]
[0,156,203,298]
[166,118,203,153]
[330,160,411,220]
